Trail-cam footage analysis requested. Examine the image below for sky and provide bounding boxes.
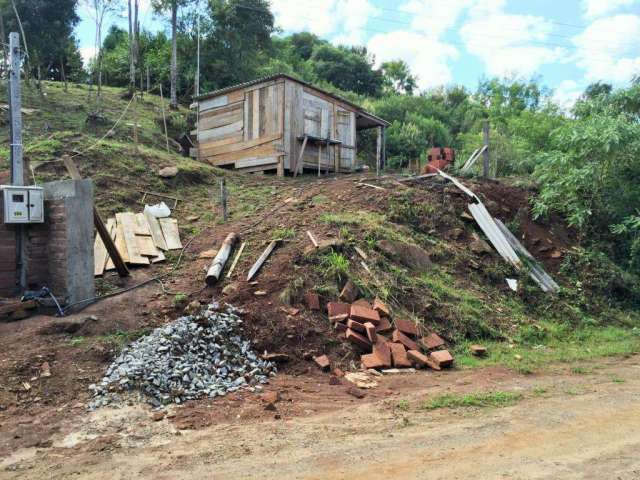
[76,0,640,108]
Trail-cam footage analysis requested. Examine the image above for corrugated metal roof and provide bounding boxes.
[193,73,390,127]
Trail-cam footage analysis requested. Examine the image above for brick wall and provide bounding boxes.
[0,195,18,297]
[0,180,94,305]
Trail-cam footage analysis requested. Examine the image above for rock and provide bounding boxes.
[329,375,341,385]
[303,292,320,311]
[152,411,166,421]
[198,249,218,259]
[254,290,267,296]
[313,355,331,372]
[40,362,51,378]
[332,368,345,378]
[339,280,359,303]
[222,283,239,296]
[158,166,179,178]
[346,386,366,399]
[377,240,433,271]
[344,372,378,389]
[184,300,201,315]
[429,350,454,368]
[372,298,390,317]
[420,333,445,350]
[469,234,492,255]
[262,353,290,363]
[470,344,487,357]
[261,391,280,404]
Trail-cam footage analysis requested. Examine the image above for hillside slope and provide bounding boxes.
[1,81,639,455]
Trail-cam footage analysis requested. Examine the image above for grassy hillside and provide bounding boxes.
[1,80,639,376]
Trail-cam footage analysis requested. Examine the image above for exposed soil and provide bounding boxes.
[2,355,639,479]
[0,173,578,464]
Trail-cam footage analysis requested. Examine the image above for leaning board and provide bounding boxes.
[159,218,182,250]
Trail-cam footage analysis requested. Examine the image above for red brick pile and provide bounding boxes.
[306,292,454,371]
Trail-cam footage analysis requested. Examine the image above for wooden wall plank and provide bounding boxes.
[200,100,244,119]
[200,133,281,157]
[252,88,260,140]
[207,143,279,165]
[200,95,229,111]
[199,109,243,130]
[198,120,243,142]
[94,218,115,276]
[236,155,280,169]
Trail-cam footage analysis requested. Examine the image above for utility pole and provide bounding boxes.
[195,1,200,97]
[482,119,490,178]
[8,31,26,292]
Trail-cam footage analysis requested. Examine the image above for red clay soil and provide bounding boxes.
[0,173,577,457]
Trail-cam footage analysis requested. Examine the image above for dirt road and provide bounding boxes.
[2,356,640,479]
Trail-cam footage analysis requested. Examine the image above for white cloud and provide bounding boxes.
[460,8,566,77]
[368,31,459,89]
[582,0,638,19]
[271,0,379,45]
[80,46,96,66]
[573,14,640,83]
[400,0,474,37]
[552,79,583,111]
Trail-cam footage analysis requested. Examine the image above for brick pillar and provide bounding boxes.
[43,180,95,306]
[0,195,18,297]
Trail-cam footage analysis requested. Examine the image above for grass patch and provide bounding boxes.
[272,227,296,240]
[454,323,640,373]
[423,391,522,410]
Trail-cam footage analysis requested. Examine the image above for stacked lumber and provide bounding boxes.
[94,212,182,276]
[317,295,454,371]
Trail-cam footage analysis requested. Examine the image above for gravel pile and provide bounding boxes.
[88,303,276,409]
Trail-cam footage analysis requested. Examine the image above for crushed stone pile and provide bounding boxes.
[88,303,276,409]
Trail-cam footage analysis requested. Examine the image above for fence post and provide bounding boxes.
[482,120,490,178]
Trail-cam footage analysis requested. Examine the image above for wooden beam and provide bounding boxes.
[206,232,238,285]
[247,240,280,281]
[62,155,129,277]
[293,135,308,178]
[306,230,319,248]
[226,241,246,279]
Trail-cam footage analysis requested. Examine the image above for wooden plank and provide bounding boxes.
[259,86,268,137]
[207,143,280,165]
[144,210,168,250]
[293,135,308,177]
[252,87,260,139]
[200,100,244,119]
[290,82,304,174]
[200,95,229,111]
[137,235,159,256]
[113,217,130,264]
[244,90,252,141]
[94,218,115,276]
[62,155,129,277]
[159,218,182,250]
[105,217,119,270]
[302,85,356,112]
[198,120,243,142]
[247,240,279,281]
[116,212,149,265]
[235,155,279,169]
[306,230,319,248]
[236,163,279,173]
[226,241,246,279]
[198,133,244,151]
[199,109,243,131]
[200,133,281,157]
[228,89,245,104]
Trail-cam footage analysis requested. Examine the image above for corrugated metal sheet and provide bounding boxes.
[438,170,560,294]
[494,219,560,293]
[468,203,522,267]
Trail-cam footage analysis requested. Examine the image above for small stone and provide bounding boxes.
[158,166,179,178]
[313,355,331,372]
[470,344,487,357]
[339,280,359,303]
[254,290,267,296]
[152,411,166,421]
[346,386,366,399]
[198,249,218,259]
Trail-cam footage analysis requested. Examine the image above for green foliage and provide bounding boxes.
[319,251,350,284]
[423,391,522,410]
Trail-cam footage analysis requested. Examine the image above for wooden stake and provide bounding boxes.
[205,232,237,285]
[306,230,319,248]
[247,240,280,282]
[159,83,170,153]
[293,135,308,178]
[226,241,246,279]
[220,178,228,222]
[318,143,322,177]
[62,155,129,277]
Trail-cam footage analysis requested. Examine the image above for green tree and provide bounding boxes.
[381,60,417,95]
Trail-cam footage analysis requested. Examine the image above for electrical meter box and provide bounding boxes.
[1,185,44,224]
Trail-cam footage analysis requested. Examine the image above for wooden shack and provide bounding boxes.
[193,74,389,176]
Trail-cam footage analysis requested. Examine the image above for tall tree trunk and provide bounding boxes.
[170,0,178,110]
[128,0,134,95]
[0,12,7,78]
[60,55,67,92]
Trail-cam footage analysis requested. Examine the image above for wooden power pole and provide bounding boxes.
[482,120,490,178]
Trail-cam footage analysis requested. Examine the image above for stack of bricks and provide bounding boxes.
[324,296,455,371]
